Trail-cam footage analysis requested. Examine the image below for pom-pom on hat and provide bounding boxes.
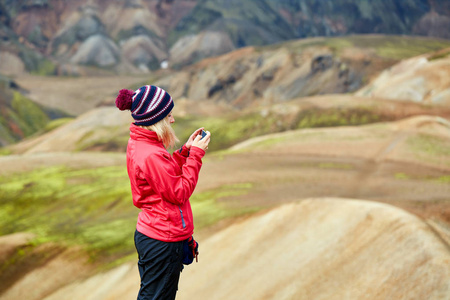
[115,85,174,126]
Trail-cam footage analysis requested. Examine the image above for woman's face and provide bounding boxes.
[168,112,175,124]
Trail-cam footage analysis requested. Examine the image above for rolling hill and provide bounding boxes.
[2,198,448,299]
[178,199,450,300]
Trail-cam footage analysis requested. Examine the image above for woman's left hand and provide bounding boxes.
[185,128,204,149]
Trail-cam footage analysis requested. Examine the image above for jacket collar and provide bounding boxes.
[129,123,159,142]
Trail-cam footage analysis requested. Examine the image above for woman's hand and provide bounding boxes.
[191,130,211,151]
[185,128,204,149]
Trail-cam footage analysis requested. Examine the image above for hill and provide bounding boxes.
[178,199,450,300]
[158,35,450,108]
[2,199,448,299]
[229,114,450,170]
[8,106,132,153]
[356,48,450,105]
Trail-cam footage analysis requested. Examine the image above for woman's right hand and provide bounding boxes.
[191,130,211,151]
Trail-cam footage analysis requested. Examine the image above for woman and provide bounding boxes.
[115,85,210,300]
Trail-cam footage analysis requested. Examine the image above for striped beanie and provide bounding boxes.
[115,85,174,126]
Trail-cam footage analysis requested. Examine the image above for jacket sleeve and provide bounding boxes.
[172,144,190,168]
[142,146,205,206]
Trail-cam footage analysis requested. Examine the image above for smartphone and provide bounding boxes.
[200,130,207,140]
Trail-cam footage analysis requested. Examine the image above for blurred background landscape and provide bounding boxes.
[0,0,449,299]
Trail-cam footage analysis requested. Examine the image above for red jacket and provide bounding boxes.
[126,124,205,242]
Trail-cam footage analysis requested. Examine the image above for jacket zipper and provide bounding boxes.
[179,206,186,228]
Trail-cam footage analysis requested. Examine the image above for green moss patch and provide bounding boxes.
[76,133,130,152]
[318,162,353,170]
[17,44,56,75]
[393,172,450,184]
[407,134,450,158]
[0,91,50,142]
[428,49,450,61]
[296,107,382,129]
[0,147,12,156]
[437,176,450,183]
[43,118,74,133]
[373,38,450,60]
[330,36,450,60]
[0,165,135,261]
[29,59,56,76]
[173,106,391,152]
[0,166,261,264]
[12,91,50,131]
[173,112,283,152]
[191,183,259,229]
[264,35,450,60]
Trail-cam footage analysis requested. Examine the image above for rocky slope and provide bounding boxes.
[269,0,450,38]
[1,0,450,74]
[0,0,198,74]
[356,48,450,106]
[156,35,450,109]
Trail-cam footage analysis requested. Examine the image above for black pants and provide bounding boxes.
[134,230,184,300]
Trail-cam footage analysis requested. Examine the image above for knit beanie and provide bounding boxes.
[115,85,174,126]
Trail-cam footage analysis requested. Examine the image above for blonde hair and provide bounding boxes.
[139,114,179,149]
